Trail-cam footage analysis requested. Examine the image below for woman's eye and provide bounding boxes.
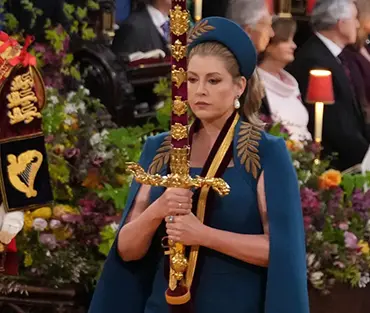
[209,79,220,85]
[188,77,197,83]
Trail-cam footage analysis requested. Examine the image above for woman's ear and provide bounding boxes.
[236,76,247,96]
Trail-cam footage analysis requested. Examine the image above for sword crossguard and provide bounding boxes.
[126,162,230,196]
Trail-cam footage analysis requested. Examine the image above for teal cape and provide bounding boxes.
[88,119,310,313]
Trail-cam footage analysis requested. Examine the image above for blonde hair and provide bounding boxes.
[355,0,370,50]
[188,42,265,127]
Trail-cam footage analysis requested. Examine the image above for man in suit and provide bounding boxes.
[111,0,170,56]
[288,0,368,171]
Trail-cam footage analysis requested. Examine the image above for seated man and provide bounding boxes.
[111,0,170,56]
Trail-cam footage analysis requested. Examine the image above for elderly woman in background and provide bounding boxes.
[341,0,370,139]
[226,0,275,119]
[226,0,274,53]
[258,17,312,141]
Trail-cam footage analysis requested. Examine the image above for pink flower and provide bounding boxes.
[303,216,312,230]
[339,222,349,231]
[301,187,321,216]
[344,231,358,249]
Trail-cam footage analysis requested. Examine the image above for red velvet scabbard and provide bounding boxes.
[164,0,193,312]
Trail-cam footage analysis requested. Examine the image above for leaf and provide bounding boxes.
[236,122,262,179]
[188,20,215,43]
[148,135,171,174]
[341,174,355,196]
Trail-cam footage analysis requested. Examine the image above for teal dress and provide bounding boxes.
[88,119,310,313]
[145,167,267,313]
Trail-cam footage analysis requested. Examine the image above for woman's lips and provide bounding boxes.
[195,101,210,108]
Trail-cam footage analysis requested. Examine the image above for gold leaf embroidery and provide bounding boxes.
[148,135,171,174]
[236,122,262,179]
[188,20,215,44]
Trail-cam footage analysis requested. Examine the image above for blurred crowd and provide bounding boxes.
[112,0,370,172]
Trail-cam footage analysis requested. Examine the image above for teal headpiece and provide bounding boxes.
[188,17,257,79]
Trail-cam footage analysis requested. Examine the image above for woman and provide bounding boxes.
[88,17,309,313]
[258,17,312,141]
[341,0,370,140]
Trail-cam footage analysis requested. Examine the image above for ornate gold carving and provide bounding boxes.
[7,150,43,198]
[173,96,188,116]
[170,5,189,36]
[236,122,262,179]
[7,70,41,125]
[126,163,231,196]
[170,147,189,175]
[148,135,171,175]
[188,19,215,44]
[172,65,187,88]
[167,241,188,290]
[171,123,188,140]
[171,39,186,62]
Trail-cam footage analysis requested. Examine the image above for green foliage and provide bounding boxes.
[96,183,129,212]
[341,172,370,197]
[154,78,172,131]
[98,224,117,257]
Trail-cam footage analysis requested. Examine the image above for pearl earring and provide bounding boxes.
[234,97,241,109]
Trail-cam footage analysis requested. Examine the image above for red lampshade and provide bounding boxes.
[306,0,316,15]
[306,69,334,104]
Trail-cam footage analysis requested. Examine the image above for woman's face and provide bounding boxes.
[265,36,297,65]
[187,55,246,123]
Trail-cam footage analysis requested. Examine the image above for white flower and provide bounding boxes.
[96,151,113,160]
[77,101,86,113]
[49,95,59,105]
[67,91,76,101]
[90,133,102,146]
[310,271,324,282]
[101,129,109,139]
[293,160,300,169]
[307,253,316,267]
[110,222,119,232]
[79,85,90,96]
[366,220,370,232]
[315,232,323,240]
[49,219,62,229]
[359,273,370,288]
[32,218,48,231]
[64,102,78,114]
[64,117,74,125]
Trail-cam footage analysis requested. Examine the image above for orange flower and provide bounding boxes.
[319,169,342,190]
[286,140,303,152]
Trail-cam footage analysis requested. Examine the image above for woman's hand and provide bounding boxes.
[165,213,206,246]
[152,188,193,220]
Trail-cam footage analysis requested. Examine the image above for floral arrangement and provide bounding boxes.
[14,86,156,287]
[262,117,370,294]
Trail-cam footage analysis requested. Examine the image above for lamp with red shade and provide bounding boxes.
[306,69,334,160]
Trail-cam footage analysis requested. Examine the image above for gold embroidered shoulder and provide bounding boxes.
[236,121,262,179]
[148,135,171,175]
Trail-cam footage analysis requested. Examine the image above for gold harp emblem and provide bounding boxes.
[7,150,43,198]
